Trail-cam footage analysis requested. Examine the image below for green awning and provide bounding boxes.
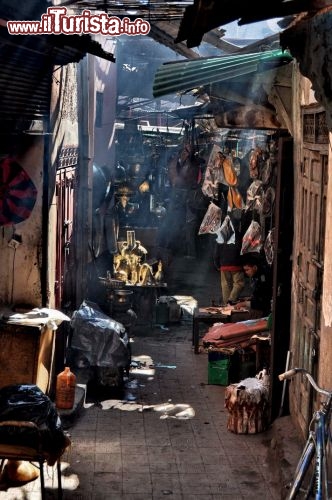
[153,49,292,98]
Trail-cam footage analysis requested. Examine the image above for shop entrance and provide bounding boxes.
[270,134,294,419]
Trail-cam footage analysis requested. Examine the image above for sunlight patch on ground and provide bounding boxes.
[85,352,195,419]
[97,399,195,419]
[130,354,155,377]
[140,402,195,419]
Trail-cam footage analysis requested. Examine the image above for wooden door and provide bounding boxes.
[291,127,328,433]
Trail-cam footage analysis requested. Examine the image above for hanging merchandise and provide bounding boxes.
[248,147,263,179]
[227,186,244,210]
[221,155,238,186]
[241,220,263,254]
[215,215,235,244]
[198,202,222,235]
[264,228,275,265]
[0,157,37,226]
[262,187,276,217]
[260,158,273,186]
[201,144,226,199]
[245,180,264,212]
[220,155,243,209]
[168,142,201,188]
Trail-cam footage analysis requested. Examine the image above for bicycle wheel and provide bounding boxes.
[288,439,316,499]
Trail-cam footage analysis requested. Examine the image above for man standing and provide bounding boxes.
[213,211,245,305]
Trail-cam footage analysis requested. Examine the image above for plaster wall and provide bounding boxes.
[300,75,317,106]
[320,136,332,390]
[94,38,117,171]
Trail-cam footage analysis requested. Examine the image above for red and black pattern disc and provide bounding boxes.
[0,157,37,226]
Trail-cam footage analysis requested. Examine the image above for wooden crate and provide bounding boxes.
[0,323,55,394]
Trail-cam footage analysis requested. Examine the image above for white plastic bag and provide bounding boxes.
[198,202,222,235]
[215,215,235,244]
[241,220,262,254]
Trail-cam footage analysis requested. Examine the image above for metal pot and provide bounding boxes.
[114,289,133,304]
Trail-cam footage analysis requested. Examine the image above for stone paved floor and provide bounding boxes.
[0,254,290,499]
[0,320,282,499]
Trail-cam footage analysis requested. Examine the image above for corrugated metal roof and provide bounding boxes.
[0,27,115,126]
[153,49,293,98]
[0,37,52,123]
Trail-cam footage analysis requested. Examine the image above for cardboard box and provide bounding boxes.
[0,323,55,394]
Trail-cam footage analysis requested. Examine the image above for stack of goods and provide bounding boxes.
[202,317,268,350]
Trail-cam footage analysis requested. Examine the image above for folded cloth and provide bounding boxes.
[202,318,268,343]
[204,331,253,346]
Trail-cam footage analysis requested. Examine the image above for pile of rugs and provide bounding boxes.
[202,317,268,349]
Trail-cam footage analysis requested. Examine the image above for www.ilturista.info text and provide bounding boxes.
[7,7,151,36]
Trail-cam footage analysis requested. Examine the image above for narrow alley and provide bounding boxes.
[0,255,285,500]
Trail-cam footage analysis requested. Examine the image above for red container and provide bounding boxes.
[55,366,76,410]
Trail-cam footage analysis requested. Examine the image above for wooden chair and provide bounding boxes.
[0,420,65,500]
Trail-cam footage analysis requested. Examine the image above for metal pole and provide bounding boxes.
[279,350,291,417]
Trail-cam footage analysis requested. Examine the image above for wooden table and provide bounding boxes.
[192,307,250,354]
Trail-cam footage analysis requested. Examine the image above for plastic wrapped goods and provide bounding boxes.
[241,220,263,255]
[0,384,70,465]
[198,202,222,235]
[70,300,130,369]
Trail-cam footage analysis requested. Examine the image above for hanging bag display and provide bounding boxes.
[245,180,264,212]
[198,202,222,235]
[215,215,235,244]
[241,220,263,254]
[202,145,226,199]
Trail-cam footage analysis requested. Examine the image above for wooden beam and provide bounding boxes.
[214,104,282,129]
